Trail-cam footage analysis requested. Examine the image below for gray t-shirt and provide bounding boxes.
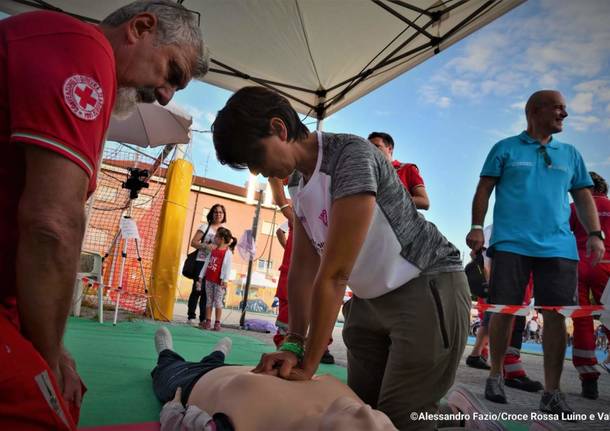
[290,132,461,298]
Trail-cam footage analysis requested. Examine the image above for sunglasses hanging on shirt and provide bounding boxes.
[538,146,552,167]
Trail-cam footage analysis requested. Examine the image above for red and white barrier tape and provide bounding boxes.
[477,303,608,318]
[80,277,610,317]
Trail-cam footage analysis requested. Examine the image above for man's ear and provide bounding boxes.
[269,117,288,141]
[126,12,158,44]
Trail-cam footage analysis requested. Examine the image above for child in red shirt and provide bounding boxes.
[197,227,237,331]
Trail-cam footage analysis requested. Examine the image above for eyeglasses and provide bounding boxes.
[538,146,552,167]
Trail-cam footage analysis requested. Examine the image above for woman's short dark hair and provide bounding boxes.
[212,86,309,170]
[590,171,608,196]
[367,132,394,150]
[206,203,227,224]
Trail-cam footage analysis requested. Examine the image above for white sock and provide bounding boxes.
[213,337,232,357]
[154,327,173,354]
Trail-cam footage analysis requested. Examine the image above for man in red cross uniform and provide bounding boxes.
[368,131,430,210]
[0,2,208,429]
[570,171,610,400]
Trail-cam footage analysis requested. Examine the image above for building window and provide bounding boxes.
[85,227,109,248]
[257,259,273,270]
[261,221,277,236]
[97,185,118,203]
[133,194,152,209]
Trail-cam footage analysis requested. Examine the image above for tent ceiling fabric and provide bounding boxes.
[1,0,525,119]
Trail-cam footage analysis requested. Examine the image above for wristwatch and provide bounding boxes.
[588,230,606,241]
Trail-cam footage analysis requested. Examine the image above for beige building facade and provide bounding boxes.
[178,173,289,306]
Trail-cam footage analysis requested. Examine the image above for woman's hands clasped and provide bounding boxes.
[252,351,314,381]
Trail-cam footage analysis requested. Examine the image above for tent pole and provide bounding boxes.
[315,93,326,131]
[239,188,264,328]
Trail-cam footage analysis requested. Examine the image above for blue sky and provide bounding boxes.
[171,0,610,257]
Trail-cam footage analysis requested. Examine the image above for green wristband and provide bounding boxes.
[278,341,304,360]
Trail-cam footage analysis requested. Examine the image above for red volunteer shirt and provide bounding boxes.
[279,230,293,273]
[392,160,425,194]
[570,194,610,261]
[205,248,229,284]
[0,11,116,319]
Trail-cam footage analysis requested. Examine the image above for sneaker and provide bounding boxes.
[581,379,598,400]
[200,319,211,330]
[484,375,507,404]
[187,318,198,326]
[539,390,574,418]
[213,320,222,331]
[213,337,232,357]
[320,349,335,364]
[154,327,173,354]
[466,355,491,370]
[505,375,544,392]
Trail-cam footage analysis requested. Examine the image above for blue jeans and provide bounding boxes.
[151,349,227,405]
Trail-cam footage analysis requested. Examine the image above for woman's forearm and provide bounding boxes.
[286,266,315,337]
[286,218,320,338]
[302,275,345,372]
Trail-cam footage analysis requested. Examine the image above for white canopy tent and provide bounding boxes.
[1,0,525,120]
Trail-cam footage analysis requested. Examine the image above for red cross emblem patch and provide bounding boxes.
[63,74,104,121]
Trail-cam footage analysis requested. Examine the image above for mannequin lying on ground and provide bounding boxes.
[150,327,397,431]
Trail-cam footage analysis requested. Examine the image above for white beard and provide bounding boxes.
[112,87,139,120]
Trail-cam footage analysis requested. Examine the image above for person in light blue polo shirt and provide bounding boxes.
[465,90,605,416]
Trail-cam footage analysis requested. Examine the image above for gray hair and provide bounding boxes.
[102,0,209,78]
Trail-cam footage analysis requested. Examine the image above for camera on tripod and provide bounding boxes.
[122,167,149,200]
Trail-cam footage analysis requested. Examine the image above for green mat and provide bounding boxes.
[64,317,346,427]
[65,318,526,430]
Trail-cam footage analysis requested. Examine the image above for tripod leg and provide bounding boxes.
[107,234,121,294]
[98,280,104,324]
[113,236,129,326]
[133,238,155,321]
[113,290,121,326]
[98,226,123,324]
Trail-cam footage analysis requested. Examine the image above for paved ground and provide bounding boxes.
[173,302,610,431]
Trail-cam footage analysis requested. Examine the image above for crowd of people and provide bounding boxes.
[1,1,609,430]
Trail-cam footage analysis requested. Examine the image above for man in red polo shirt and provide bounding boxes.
[368,131,430,210]
[0,2,208,429]
[570,171,610,400]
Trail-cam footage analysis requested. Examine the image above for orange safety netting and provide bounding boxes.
[81,143,172,315]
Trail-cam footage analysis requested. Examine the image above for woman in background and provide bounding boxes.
[187,204,226,327]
